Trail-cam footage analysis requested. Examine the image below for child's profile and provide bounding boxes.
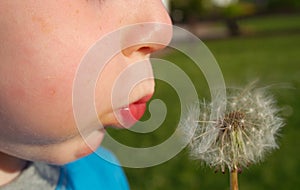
[0,1,172,189]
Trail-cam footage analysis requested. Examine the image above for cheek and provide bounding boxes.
[0,65,78,145]
[0,29,86,144]
[0,20,100,145]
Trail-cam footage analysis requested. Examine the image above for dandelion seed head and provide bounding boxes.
[182,84,284,172]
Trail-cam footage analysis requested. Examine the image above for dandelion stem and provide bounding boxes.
[230,168,239,190]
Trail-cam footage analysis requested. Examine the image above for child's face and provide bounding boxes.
[0,1,171,164]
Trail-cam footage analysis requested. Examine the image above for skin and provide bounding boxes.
[0,0,172,185]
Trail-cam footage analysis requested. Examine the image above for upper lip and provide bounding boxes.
[112,94,154,112]
[130,94,153,105]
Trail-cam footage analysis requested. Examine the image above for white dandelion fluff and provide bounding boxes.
[182,84,284,173]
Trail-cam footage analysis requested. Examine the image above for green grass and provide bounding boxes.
[238,13,300,34]
[107,14,300,190]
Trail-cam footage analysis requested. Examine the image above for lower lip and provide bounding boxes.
[117,95,152,128]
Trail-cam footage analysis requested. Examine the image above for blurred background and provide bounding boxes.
[107,0,300,189]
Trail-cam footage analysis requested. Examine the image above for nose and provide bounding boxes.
[121,0,172,58]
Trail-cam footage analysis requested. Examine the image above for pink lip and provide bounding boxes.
[117,94,153,128]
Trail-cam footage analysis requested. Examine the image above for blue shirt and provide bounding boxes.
[55,147,130,190]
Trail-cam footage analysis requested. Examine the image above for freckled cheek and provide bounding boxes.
[2,71,79,144]
[34,80,78,138]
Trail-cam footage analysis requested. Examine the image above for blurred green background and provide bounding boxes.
[107,1,300,189]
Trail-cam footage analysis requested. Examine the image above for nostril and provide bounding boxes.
[122,45,153,57]
[122,44,166,57]
[137,46,153,54]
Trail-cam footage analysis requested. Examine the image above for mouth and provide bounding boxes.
[116,94,153,128]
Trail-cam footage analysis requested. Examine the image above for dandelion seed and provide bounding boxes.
[181,83,284,190]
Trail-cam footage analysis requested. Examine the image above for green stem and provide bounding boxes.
[230,168,239,190]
